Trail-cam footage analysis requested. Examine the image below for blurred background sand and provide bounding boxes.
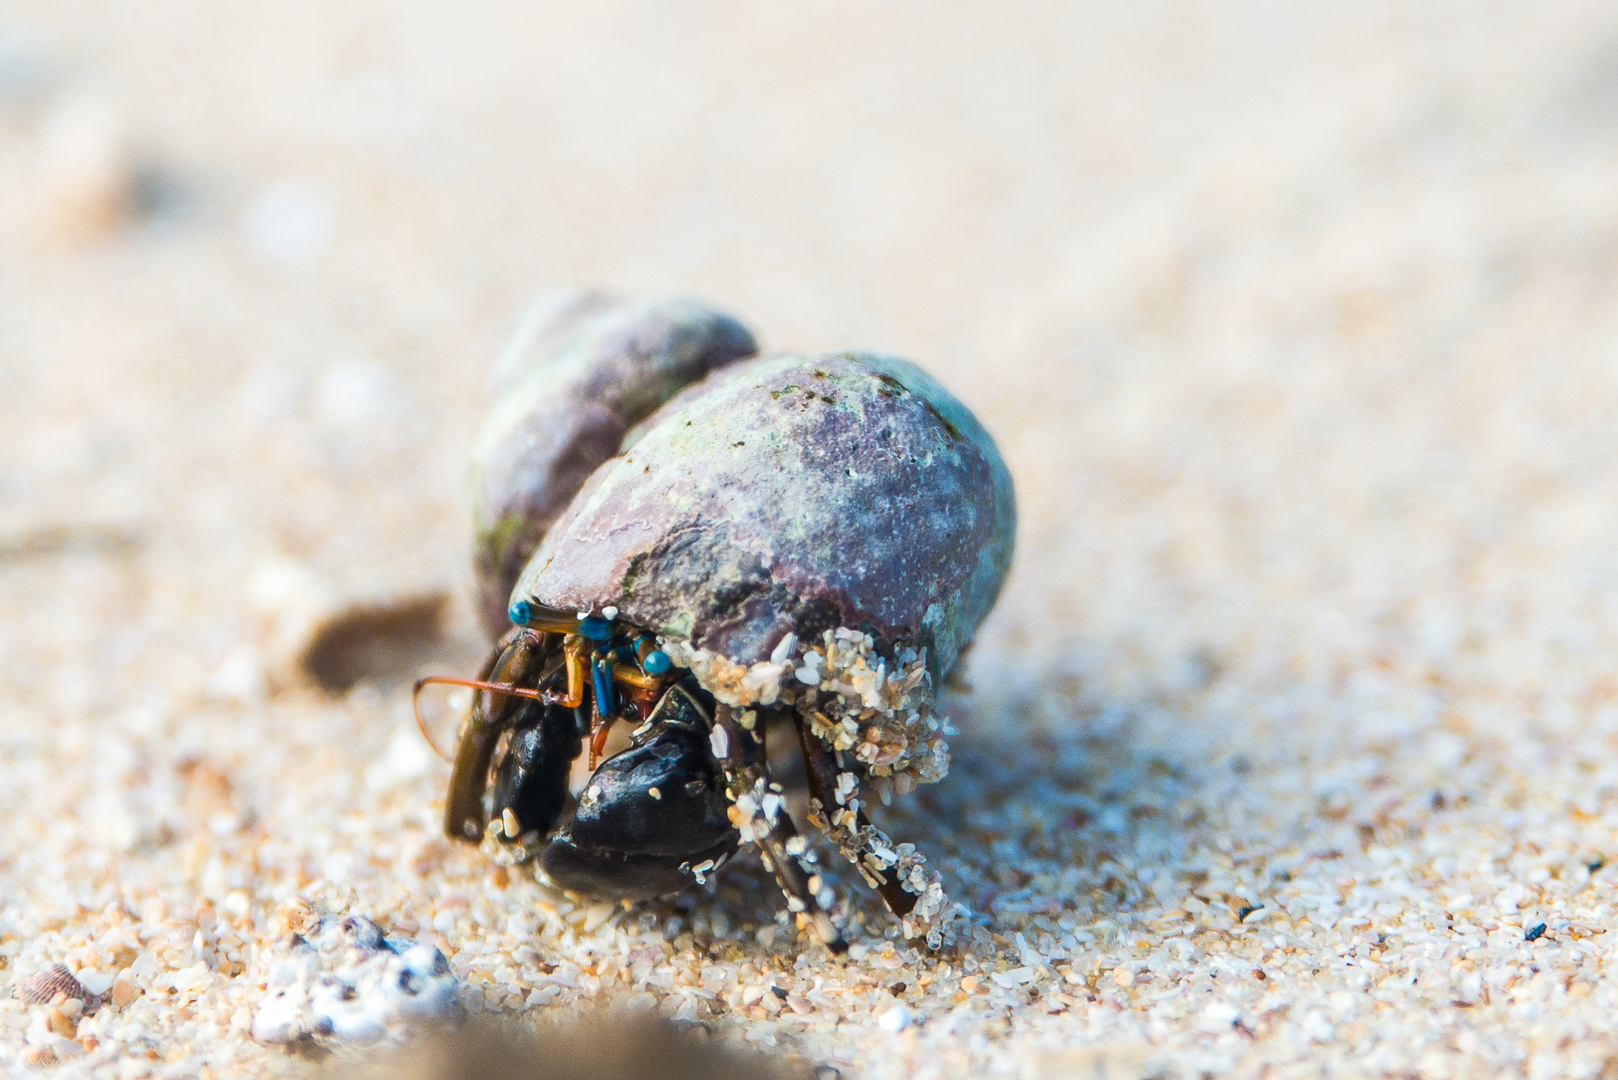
[6,1,1618,1077]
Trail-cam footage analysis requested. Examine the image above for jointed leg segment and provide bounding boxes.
[712,705,847,953]
[796,719,917,919]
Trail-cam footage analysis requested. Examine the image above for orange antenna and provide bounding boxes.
[411,675,556,762]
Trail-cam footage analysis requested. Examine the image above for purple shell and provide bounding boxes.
[512,352,1015,681]
[468,295,756,634]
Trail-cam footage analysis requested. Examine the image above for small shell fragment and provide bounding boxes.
[250,912,459,1048]
[20,963,90,1006]
[110,978,140,1009]
[47,1006,76,1037]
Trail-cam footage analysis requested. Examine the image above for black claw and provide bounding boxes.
[539,680,739,900]
[487,703,581,844]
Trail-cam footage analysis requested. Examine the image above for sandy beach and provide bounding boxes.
[6,2,1618,1076]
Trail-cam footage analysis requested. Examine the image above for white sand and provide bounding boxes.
[5,1,1618,1076]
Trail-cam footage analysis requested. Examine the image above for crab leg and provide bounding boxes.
[795,718,918,918]
[712,705,846,954]
[540,638,590,709]
[586,654,613,767]
[579,661,676,768]
[610,664,664,691]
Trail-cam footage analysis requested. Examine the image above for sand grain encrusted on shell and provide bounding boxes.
[660,627,949,786]
[662,626,957,944]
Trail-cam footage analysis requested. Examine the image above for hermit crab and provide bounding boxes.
[421,293,1015,950]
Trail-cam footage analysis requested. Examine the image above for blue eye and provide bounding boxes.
[508,600,533,626]
[643,650,671,675]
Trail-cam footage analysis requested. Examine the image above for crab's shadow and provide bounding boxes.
[892,706,1219,933]
[643,679,1267,951]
